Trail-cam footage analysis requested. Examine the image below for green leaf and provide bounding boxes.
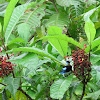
[50,75,73,99]
[15,90,27,100]
[7,38,28,46]
[95,45,100,52]
[4,0,19,31]
[39,35,82,49]
[10,53,39,71]
[85,19,96,45]
[56,0,81,7]
[4,77,20,100]
[19,4,46,29]
[5,4,28,45]
[90,54,100,65]
[47,26,68,57]
[85,37,100,52]
[46,12,69,29]
[84,90,100,100]
[6,47,63,65]
[18,23,30,41]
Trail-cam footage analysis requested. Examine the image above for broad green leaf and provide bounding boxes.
[10,53,39,71]
[85,19,96,45]
[84,90,100,100]
[39,35,82,49]
[4,77,20,100]
[48,26,68,57]
[46,12,69,29]
[5,4,28,45]
[6,47,63,65]
[19,4,46,29]
[85,37,100,52]
[50,75,73,99]
[90,54,100,65]
[15,90,27,100]
[7,38,28,46]
[18,23,30,41]
[56,0,80,7]
[95,45,100,52]
[9,90,28,100]
[4,0,19,31]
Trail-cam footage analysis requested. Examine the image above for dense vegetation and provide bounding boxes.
[0,0,100,100]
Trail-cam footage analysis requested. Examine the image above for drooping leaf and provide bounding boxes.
[4,77,20,100]
[4,0,19,31]
[85,18,96,45]
[47,26,68,57]
[50,75,73,99]
[5,4,29,45]
[6,47,63,65]
[18,23,30,41]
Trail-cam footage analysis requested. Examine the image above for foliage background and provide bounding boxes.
[0,0,100,100]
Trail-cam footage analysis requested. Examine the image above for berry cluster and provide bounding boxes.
[0,48,16,77]
[72,44,91,83]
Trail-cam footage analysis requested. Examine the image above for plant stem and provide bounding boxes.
[80,80,86,100]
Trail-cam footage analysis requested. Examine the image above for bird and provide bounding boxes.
[59,61,72,77]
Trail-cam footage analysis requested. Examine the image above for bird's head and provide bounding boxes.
[66,61,70,65]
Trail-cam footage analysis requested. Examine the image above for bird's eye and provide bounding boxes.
[62,67,67,70]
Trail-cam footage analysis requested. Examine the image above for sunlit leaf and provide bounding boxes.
[47,26,68,57]
[4,0,19,31]
[5,4,28,45]
[85,19,96,45]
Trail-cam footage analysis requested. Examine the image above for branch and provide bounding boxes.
[50,0,58,13]
[80,80,86,100]
[0,82,7,86]
[18,87,32,100]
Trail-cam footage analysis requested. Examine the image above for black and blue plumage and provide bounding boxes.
[59,61,72,77]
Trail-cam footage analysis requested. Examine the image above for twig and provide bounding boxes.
[0,82,7,86]
[18,87,33,100]
[50,0,58,13]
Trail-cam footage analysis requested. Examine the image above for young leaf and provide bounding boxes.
[4,77,20,100]
[5,4,28,45]
[50,75,73,99]
[85,19,96,45]
[18,23,30,41]
[47,26,68,57]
